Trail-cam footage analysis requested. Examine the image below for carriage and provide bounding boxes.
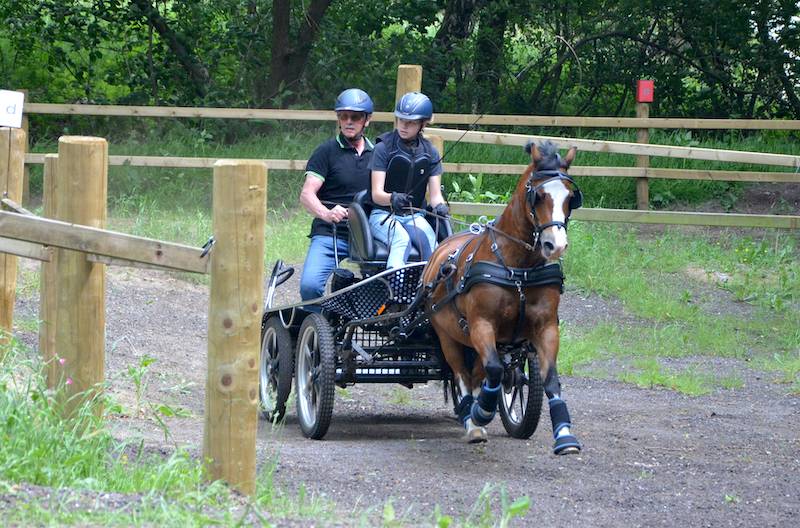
[258,190,543,441]
[259,141,582,453]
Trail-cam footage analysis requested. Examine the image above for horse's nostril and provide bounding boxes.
[544,241,555,252]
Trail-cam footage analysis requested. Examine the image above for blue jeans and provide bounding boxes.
[300,235,350,301]
[368,210,436,269]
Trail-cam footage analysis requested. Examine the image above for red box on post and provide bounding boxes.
[636,80,654,103]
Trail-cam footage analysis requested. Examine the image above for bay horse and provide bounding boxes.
[421,140,582,454]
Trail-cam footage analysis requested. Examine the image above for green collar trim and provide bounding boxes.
[337,133,374,151]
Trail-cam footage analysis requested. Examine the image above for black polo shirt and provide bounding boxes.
[305,133,374,238]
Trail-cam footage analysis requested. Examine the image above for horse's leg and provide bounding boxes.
[536,322,581,455]
[435,326,487,443]
[466,320,505,436]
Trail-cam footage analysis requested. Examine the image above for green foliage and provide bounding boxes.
[2,0,799,122]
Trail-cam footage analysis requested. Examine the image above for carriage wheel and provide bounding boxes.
[295,313,336,440]
[499,351,544,439]
[259,317,294,422]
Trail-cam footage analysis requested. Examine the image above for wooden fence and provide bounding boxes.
[19,64,800,229]
[0,130,267,495]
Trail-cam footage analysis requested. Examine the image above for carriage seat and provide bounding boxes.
[347,190,452,269]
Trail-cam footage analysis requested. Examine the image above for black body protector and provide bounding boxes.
[377,131,436,212]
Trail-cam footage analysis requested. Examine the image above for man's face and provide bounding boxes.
[337,111,369,140]
[396,118,423,140]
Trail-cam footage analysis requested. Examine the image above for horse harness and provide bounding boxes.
[421,169,580,342]
[424,232,563,341]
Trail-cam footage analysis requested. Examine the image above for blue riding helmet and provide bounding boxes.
[394,92,433,120]
[334,88,374,114]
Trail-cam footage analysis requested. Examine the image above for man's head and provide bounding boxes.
[335,88,373,141]
[394,92,432,140]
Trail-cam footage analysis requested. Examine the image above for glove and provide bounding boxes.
[432,203,449,217]
[390,192,413,215]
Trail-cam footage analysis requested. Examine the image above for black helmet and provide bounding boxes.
[334,88,374,114]
[394,92,433,120]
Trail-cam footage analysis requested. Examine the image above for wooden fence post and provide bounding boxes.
[54,136,107,414]
[0,127,26,348]
[396,64,423,102]
[636,102,651,210]
[203,160,267,496]
[40,154,59,386]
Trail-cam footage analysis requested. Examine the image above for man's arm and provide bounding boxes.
[299,173,348,223]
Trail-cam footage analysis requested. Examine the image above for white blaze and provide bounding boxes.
[539,180,570,260]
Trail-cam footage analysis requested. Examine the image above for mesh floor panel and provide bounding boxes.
[318,264,424,320]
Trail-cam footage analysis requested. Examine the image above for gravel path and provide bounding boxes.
[7,257,798,526]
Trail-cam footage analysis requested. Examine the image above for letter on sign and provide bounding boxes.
[0,90,25,128]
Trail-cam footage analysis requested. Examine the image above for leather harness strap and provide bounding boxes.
[427,231,564,340]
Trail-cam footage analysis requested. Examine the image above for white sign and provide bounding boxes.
[0,90,25,128]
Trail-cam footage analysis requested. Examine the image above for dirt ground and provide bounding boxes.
[4,184,800,526]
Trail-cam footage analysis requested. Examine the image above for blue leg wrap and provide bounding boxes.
[549,397,581,454]
[470,382,501,426]
[456,394,474,425]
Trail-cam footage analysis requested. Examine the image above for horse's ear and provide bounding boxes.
[562,146,578,168]
[528,142,543,162]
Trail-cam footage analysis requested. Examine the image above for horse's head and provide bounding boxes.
[523,140,582,261]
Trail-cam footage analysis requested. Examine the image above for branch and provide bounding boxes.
[130,0,210,98]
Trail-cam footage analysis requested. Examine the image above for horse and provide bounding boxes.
[421,140,583,454]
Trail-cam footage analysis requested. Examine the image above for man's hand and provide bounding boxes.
[390,192,413,215]
[327,204,349,223]
[432,203,449,217]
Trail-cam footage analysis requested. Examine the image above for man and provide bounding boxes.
[368,91,448,269]
[299,88,374,300]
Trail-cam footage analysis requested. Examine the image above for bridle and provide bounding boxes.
[525,169,582,237]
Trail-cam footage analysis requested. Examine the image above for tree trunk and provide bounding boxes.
[472,2,509,112]
[263,0,332,107]
[424,0,481,100]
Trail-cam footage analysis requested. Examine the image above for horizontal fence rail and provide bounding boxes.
[449,203,800,230]
[24,154,800,183]
[24,103,800,129]
[425,128,800,169]
[19,101,800,230]
[0,210,210,273]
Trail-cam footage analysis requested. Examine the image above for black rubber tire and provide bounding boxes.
[295,313,336,440]
[498,351,544,439]
[259,317,294,422]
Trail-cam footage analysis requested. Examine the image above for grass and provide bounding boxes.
[618,358,714,396]
[559,222,799,393]
[0,340,530,526]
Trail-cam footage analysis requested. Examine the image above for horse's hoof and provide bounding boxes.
[466,426,488,444]
[553,435,581,455]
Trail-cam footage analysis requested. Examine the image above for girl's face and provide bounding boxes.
[396,118,423,140]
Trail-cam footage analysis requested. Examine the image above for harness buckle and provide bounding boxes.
[490,242,498,253]
[469,222,483,234]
